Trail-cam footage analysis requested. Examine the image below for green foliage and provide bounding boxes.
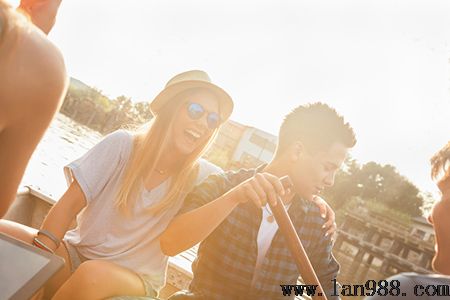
[364,199,411,226]
[324,158,424,217]
[61,78,153,133]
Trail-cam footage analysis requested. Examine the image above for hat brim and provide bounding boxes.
[150,80,233,122]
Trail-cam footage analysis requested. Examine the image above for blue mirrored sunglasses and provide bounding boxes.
[186,102,221,129]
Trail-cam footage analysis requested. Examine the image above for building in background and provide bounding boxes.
[204,120,277,170]
[410,216,435,243]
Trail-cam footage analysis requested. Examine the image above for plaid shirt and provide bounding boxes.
[178,166,340,300]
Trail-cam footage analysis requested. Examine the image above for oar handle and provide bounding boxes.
[269,176,328,300]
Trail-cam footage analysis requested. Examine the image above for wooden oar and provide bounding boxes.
[268,176,328,300]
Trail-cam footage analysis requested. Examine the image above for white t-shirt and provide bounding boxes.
[63,130,222,291]
[251,203,291,287]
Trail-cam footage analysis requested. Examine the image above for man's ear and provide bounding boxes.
[291,141,306,161]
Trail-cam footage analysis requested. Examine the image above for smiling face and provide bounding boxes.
[427,172,450,275]
[170,89,219,156]
[288,142,348,201]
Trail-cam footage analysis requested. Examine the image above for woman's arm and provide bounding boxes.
[160,172,285,256]
[160,189,239,256]
[160,173,337,256]
[37,180,87,251]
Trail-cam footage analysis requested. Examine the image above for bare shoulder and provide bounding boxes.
[0,14,67,123]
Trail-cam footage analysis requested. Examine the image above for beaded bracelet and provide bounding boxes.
[37,229,60,248]
[33,237,54,254]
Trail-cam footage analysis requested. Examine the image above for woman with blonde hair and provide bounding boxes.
[0,0,66,217]
[0,70,234,299]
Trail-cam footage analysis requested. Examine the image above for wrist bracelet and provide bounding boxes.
[33,237,55,254]
[38,229,60,248]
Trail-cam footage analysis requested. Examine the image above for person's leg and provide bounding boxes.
[0,220,72,297]
[52,260,148,300]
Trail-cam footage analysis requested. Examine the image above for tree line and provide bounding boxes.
[60,78,153,134]
[323,158,427,220]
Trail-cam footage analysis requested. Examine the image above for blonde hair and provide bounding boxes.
[115,89,219,216]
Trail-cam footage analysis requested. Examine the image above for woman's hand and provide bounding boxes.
[18,0,62,34]
[311,195,337,238]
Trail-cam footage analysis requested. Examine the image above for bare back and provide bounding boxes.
[0,1,68,216]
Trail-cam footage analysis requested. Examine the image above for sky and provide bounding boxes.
[12,0,450,198]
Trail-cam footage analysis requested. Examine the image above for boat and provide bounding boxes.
[4,186,195,299]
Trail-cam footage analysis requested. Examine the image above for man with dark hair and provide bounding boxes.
[161,102,357,299]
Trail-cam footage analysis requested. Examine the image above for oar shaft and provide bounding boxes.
[270,177,328,300]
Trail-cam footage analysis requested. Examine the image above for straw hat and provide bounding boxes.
[150,70,233,122]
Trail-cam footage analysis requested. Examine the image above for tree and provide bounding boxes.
[133,102,153,123]
[324,159,424,217]
[61,78,155,134]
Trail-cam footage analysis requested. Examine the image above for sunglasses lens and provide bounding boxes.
[187,102,220,129]
[207,113,220,129]
[187,103,204,119]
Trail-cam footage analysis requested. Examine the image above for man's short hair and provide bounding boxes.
[276,102,356,155]
[431,141,450,180]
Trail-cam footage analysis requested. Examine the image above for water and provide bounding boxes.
[20,114,103,200]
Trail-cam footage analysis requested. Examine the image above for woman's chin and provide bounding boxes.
[174,143,196,157]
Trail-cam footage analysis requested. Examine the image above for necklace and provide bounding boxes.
[154,169,166,175]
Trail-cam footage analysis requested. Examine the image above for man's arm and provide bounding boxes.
[160,172,285,256]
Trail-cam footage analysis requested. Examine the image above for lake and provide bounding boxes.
[20,114,103,200]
